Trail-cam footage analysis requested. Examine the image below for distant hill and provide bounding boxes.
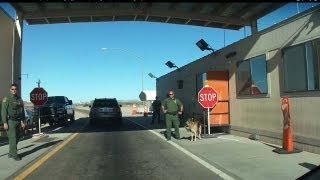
[24,100,145,108]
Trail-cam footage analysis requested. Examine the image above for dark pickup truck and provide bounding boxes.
[34,96,74,126]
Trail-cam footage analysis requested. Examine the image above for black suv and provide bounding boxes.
[34,96,75,126]
[89,98,122,126]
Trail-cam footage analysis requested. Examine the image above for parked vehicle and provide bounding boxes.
[89,98,122,126]
[25,109,33,126]
[34,96,75,126]
[24,109,39,132]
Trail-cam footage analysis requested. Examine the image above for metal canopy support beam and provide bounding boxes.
[18,7,247,27]
[9,2,287,30]
[234,3,259,18]
[211,2,233,16]
[250,20,258,35]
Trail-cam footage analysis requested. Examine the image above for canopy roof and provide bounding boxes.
[10,2,286,30]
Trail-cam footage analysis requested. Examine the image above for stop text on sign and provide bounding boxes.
[199,93,217,102]
[198,86,218,108]
[30,93,47,101]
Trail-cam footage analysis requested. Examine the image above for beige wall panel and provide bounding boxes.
[229,50,283,133]
[0,10,14,99]
[290,97,320,138]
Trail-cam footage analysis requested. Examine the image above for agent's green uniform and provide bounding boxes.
[162,98,183,140]
[1,94,25,157]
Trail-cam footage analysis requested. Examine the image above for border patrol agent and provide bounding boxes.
[162,90,183,140]
[151,96,162,124]
[1,83,25,161]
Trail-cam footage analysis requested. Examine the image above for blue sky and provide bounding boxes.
[0,3,319,103]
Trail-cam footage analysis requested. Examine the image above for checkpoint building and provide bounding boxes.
[157,6,320,154]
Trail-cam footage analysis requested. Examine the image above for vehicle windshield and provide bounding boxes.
[46,96,66,104]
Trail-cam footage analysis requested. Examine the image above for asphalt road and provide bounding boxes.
[20,116,223,180]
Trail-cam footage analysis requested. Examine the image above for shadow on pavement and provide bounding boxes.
[297,164,320,180]
[299,162,318,170]
[19,140,62,158]
[0,133,37,147]
[0,144,36,158]
[261,142,280,149]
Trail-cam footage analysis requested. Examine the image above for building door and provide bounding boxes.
[206,71,229,127]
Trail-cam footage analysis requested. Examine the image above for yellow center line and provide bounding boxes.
[14,133,79,180]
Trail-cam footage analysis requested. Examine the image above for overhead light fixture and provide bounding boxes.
[165,61,179,69]
[225,51,237,59]
[196,39,215,54]
[148,73,158,79]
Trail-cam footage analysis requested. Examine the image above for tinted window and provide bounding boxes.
[25,109,32,116]
[237,54,268,95]
[282,39,320,92]
[46,96,66,104]
[93,99,118,108]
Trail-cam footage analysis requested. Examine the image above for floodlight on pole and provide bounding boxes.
[148,73,158,79]
[196,39,215,54]
[165,61,179,69]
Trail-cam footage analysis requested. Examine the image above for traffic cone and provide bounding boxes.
[132,103,137,115]
[273,97,301,154]
[143,104,148,117]
[281,97,293,152]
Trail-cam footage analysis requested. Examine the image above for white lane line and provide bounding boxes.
[129,120,236,180]
[218,137,246,143]
[48,127,63,133]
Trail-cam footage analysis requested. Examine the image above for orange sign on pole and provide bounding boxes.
[281,97,293,152]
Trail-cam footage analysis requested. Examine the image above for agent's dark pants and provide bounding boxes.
[165,114,180,139]
[7,120,21,157]
[152,110,161,123]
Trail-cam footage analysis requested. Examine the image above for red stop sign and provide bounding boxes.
[30,88,48,106]
[198,86,218,108]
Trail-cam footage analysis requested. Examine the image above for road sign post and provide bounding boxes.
[30,87,48,137]
[198,85,218,135]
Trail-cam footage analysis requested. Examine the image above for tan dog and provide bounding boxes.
[185,118,202,141]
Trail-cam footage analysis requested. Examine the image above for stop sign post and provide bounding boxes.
[30,87,48,136]
[198,86,218,135]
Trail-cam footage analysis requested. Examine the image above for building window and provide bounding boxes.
[237,54,268,95]
[282,38,320,92]
[196,73,206,96]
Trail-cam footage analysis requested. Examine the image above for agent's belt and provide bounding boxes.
[167,112,177,115]
[8,116,23,121]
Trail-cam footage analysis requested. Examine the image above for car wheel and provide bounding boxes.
[62,118,68,126]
